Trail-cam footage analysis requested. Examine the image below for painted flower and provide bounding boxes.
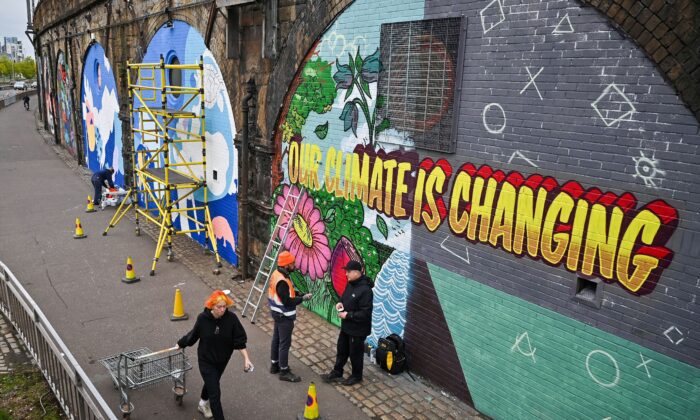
[274,185,331,280]
[361,48,382,83]
[333,59,353,90]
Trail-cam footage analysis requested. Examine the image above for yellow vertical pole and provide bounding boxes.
[160,54,174,262]
[127,61,141,236]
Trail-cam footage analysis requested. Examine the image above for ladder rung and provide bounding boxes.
[252,286,265,293]
[246,302,258,309]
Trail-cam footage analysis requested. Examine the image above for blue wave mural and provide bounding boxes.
[369,250,412,347]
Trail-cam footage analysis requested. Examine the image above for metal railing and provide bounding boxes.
[0,260,117,420]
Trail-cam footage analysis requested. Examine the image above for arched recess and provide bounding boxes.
[135,20,239,264]
[41,48,56,137]
[56,50,77,157]
[80,42,124,188]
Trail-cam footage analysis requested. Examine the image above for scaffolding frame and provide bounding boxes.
[104,55,222,276]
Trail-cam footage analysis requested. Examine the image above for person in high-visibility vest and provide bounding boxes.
[268,251,312,382]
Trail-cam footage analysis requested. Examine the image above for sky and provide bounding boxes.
[0,0,35,58]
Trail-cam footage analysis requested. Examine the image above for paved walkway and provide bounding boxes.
[0,99,482,419]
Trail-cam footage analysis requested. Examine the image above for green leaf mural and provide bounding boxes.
[376,215,389,239]
[280,58,337,142]
[314,121,329,139]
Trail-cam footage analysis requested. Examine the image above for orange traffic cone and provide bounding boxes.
[85,196,96,213]
[73,218,87,239]
[297,382,322,420]
[170,288,189,321]
[122,256,141,284]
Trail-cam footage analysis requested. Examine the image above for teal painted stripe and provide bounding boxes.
[428,263,700,420]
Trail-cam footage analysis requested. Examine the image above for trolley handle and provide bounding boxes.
[135,346,180,360]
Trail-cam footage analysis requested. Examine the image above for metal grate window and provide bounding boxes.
[377,17,464,153]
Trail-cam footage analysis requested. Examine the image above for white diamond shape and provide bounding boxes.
[480,0,506,35]
[663,326,684,345]
[591,83,636,126]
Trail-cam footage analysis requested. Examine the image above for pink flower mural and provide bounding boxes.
[274,185,331,280]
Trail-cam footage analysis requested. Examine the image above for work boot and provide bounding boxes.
[278,368,301,382]
[270,362,280,374]
[321,370,343,383]
[342,376,363,386]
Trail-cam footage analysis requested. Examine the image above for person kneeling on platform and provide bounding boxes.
[268,251,312,382]
[90,167,114,206]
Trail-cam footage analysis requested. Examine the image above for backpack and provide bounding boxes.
[375,333,407,375]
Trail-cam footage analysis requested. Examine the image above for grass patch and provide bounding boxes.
[0,367,64,419]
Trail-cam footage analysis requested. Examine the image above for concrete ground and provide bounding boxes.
[0,99,483,419]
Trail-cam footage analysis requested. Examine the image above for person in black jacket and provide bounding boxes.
[178,290,252,420]
[321,260,373,386]
[90,167,114,206]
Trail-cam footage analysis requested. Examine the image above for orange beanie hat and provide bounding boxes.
[277,251,295,266]
[204,290,234,309]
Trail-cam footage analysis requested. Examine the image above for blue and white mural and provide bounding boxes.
[81,43,124,187]
[368,250,412,347]
[134,20,238,264]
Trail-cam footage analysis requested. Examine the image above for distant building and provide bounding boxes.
[1,37,24,61]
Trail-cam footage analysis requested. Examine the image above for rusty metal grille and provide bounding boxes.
[377,17,463,153]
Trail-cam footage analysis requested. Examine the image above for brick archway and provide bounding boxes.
[580,0,700,122]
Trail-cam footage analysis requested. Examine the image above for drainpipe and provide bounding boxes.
[238,78,256,279]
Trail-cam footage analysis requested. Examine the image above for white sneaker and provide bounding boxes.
[198,401,213,418]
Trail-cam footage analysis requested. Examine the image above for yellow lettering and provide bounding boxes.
[449,171,472,235]
[513,187,547,258]
[566,199,589,272]
[309,144,322,190]
[288,142,299,184]
[368,157,384,211]
[412,168,427,223]
[422,167,447,232]
[324,147,336,193]
[582,204,623,279]
[393,162,411,218]
[383,159,397,217]
[541,193,574,265]
[616,210,662,292]
[467,177,498,242]
[488,182,516,251]
[351,153,370,203]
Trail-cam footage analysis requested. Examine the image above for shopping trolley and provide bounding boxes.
[99,346,192,419]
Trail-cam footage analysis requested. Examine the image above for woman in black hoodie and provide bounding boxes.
[178,290,252,419]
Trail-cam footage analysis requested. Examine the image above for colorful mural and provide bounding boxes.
[81,43,124,187]
[134,20,238,264]
[41,51,55,135]
[56,51,77,156]
[271,0,699,418]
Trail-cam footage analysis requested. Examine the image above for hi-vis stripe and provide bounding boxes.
[269,300,296,317]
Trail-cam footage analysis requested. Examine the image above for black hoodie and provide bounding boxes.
[339,275,374,337]
[178,308,247,365]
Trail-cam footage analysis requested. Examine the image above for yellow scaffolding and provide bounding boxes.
[104,55,222,276]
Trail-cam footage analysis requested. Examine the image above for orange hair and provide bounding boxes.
[204,290,234,309]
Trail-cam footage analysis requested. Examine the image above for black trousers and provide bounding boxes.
[199,361,228,420]
[270,312,295,369]
[333,331,367,379]
[92,180,103,204]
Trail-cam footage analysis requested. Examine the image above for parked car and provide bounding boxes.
[13,81,27,91]
[30,81,37,89]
